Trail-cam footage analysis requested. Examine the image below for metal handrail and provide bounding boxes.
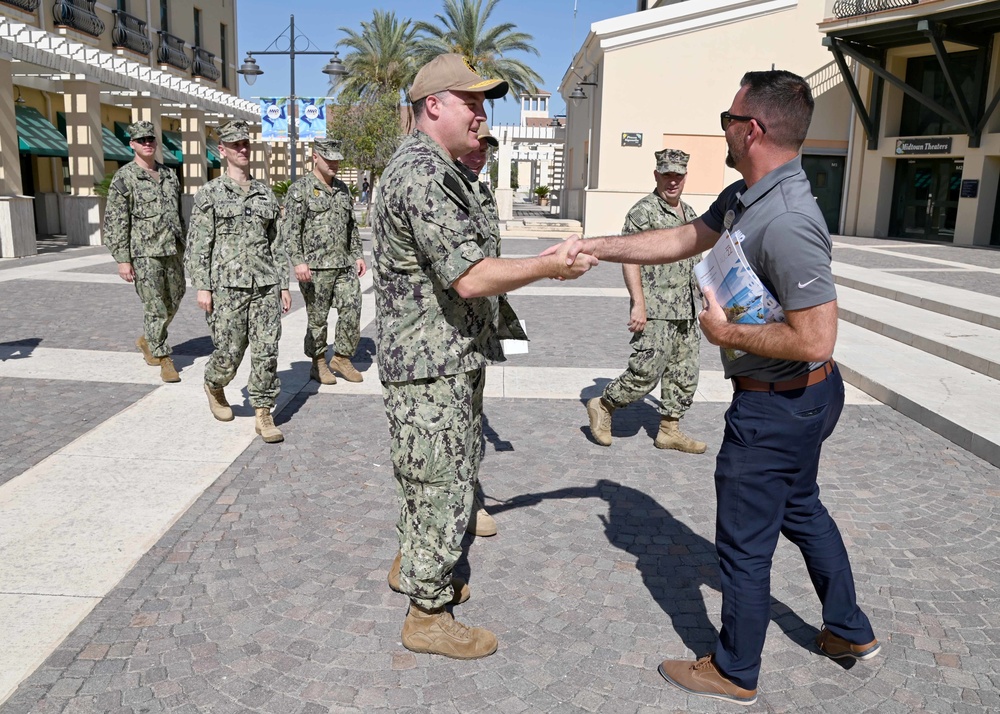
[192,46,220,81]
[111,9,151,56]
[0,0,41,12]
[832,0,918,19]
[51,0,105,38]
[157,30,190,70]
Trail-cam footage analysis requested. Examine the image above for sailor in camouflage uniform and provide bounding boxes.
[373,54,596,660]
[104,120,185,383]
[587,148,707,453]
[185,120,291,444]
[278,138,366,385]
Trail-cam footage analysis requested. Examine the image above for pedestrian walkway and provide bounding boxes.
[0,237,998,712]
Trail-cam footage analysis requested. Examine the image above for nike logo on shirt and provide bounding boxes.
[797,277,820,289]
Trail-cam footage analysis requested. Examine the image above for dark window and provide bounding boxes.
[159,0,168,32]
[220,24,229,88]
[117,0,127,11]
[193,7,201,47]
[899,51,981,136]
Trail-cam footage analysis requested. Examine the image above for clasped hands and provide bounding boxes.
[540,236,598,280]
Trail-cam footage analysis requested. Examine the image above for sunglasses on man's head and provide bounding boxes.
[720,111,767,134]
[133,137,157,145]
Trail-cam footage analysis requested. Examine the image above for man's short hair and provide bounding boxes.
[739,70,814,151]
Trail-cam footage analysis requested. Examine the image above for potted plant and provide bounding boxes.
[534,185,550,206]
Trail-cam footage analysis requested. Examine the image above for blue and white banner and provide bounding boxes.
[296,98,326,141]
[260,97,289,142]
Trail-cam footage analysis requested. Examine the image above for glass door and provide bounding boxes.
[890,158,963,241]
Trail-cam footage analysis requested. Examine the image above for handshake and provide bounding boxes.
[539,235,597,281]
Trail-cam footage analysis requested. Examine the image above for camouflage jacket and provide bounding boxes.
[185,175,288,291]
[278,172,361,268]
[103,161,184,263]
[372,130,506,383]
[622,191,700,320]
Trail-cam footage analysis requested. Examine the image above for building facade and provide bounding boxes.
[493,91,566,210]
[0,0,262,257]
[822,0,1000,247]
[561,0,853,236]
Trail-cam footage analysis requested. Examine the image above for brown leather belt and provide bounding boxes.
[732,360,835,393]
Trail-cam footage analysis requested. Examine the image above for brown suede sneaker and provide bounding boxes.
[816,628,881,660]
[387,552,470,605]
[658,655,757,706]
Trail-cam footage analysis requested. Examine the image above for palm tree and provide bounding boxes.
[414,0,543,101]
[336,10,418,103]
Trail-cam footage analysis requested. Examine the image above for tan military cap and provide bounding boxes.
[655,148,689,175]
[128,120,156,141]
[217,120,251,143]
[477,123,499,148]
[313,138,344,161]
[409,53,508,102]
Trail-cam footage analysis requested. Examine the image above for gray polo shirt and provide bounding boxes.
[701,156,836,382]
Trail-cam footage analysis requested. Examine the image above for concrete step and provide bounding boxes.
[836,320,1000,467]
[837,285,1000,380]
[834,262,1000,330]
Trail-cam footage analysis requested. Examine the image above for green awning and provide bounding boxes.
[206,136,221,169]
[16,106,69,158]
[161,131,184,167]
[102,125,133,162]
[55,114,133,163]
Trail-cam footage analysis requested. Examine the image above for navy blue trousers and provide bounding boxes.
[712,365,874,689]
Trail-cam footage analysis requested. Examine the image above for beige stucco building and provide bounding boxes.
[0,0,261,257]
[563,0,1000,247]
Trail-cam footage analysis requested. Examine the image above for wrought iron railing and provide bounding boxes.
[51,0,105,38]
[1,0,41,12]
[832,0,918,19]
[192,47,220,81]
[111,9,151,56]
[157,30,190,70]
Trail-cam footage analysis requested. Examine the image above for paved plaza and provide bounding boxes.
[1,235,999,713]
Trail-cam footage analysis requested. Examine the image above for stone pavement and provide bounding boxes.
[0,236,999,713]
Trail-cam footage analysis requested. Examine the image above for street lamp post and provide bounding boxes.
[237,14,347,181]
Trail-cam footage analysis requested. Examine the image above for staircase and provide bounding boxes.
[832,260,1000,467]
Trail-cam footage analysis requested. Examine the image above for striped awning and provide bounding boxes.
[16,106,69,158]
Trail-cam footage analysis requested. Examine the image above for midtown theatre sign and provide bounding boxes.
[895,137,952,155]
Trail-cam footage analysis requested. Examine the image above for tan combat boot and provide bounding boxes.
[136,335,160,366]
[159,356,180,383]
[468,495,497,537]
[254,407,284,443]
[654,417,707,454]
[310,356,337,385]
[586,396,615,446]
[204,383,234,422]
[387,552,470,604]
[328,354,363,382]
[401,603,497,659]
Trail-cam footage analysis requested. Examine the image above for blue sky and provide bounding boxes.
[236,0,635,126]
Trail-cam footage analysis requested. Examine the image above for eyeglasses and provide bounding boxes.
[720,111,767,134]
[133,137,157,145]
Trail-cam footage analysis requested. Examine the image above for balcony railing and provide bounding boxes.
[192,47,220,82]
[111,9,152,56]
[1,0,41,12]
[51,0,105,38]
[832,0,918,19]
[157,30,190,70]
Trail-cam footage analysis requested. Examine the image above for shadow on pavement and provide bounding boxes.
[0,337,42,360]
[490,478,818,656]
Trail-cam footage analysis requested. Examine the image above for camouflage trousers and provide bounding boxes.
[604,319,700,418]
[383,368,485,610]
[204,285,281,408]
[133,254,185,358]
[299,267,361,358]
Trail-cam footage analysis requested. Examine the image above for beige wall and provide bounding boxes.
[566,0,851,235]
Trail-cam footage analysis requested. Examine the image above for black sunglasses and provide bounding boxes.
[133,137,157,145]
[720,111,767,134]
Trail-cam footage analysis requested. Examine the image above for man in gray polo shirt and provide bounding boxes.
[555,70,878,705]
